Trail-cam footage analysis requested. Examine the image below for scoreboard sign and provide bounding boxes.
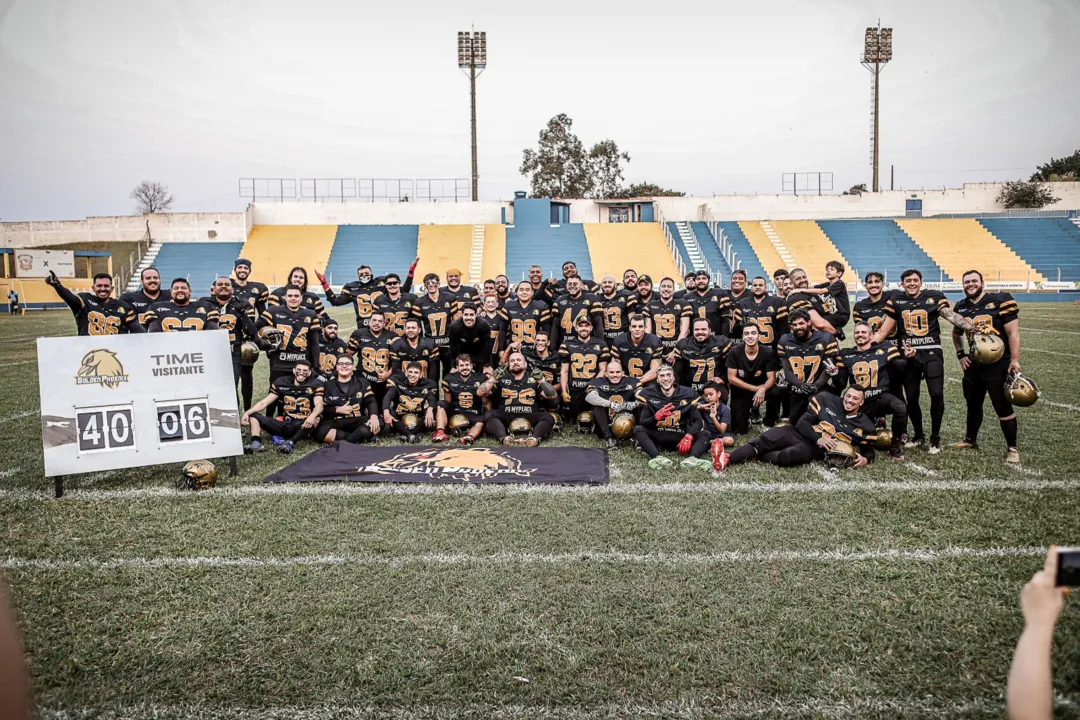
[36,330,243,477]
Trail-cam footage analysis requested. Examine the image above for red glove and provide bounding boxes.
[314,269,330,292]
[677,434,694,455]
[653,403,675,422]
[409,257,419,275]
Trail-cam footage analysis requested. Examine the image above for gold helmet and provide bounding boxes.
[825,440,858,469]
[611,413,635,440]
[1006,372,1040,408]
[549,412,562,434]
[449,414,470,436]
[509,417,533,437]
[258,326,283,350]
[970,332,1005,365]
[577,411,595,433]
[177,459,217,491]
[874,428,893,450]
[402,413,420,432]
[240,341,260,366]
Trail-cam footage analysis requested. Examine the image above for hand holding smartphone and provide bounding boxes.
[1056,547,1080,588]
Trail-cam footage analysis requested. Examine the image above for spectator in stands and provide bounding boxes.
[1007,547,1070,720]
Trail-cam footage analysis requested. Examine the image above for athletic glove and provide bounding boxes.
[409,257,419,275]
[45,270,60,287]
[796,381,817,395]
[654,403,675,422]
[529,367,546,383]
[314,270,331,292]
[610,402,623,413]
[676,434,694,455]
[491,365,507,382]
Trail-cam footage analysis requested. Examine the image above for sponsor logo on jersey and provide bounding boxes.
[75,349,129,389]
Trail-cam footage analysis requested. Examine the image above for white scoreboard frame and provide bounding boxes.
[37,330,243,482]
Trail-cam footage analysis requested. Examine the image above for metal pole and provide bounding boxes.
[891,164,895,191]
[872,62,880,193]
[470,58,479,202]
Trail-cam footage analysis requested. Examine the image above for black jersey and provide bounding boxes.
[390,336,439,378]
[853,290,903,338]
[736,294,788,348]
[558,337,611,391]
[271,376,323,421]
[119,288,171,326]
[952,292,1019,361]
[411,291,456,348]
[230,280,269,315]
[326,280,384,328]
[725,343,778,387]
[493,373,545,414]
[374,293,417,337]
[683,289,732,336]
[268,287,326,319]
[802,392,877,448]
[884,289,951,350]
[317,336,349,376]
[448,317,494,369]
[587,377,639,418]
[208,297,257,350]
[674,335,733,393]
[258,305,320,371]
[524,348,560,386]
[504,300,551,349]
[383,375,437,414]
[442,371,486,414]
[722,289,751,336]
[596,290,638,340]
[146,299,220,332]
[609,333,663,380]
[837,342,900,397]
[551,277,600,297]
[814,279,851,321]
[441,285,479,313]
[481,309,510,363]
[550,292,604,343]
[53,284,143,336]
[322,375,377,418]
[776,330,840,385]
[785,290,826,319]
[347,329,395,385]
[643,297,692,350]
[634,383,702,436]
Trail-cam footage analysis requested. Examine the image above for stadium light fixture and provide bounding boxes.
[861,23,893,193]
[458,30,487,202]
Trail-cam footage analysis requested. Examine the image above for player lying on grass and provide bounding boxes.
[633,364,712,472]
[242,360,323,454]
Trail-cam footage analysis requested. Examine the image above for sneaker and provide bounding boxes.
[749,407,762,425]
[951,439,978,450]
[432,429,448,443]
[460,435,475,446]
[927,437,941,455]
[606,438,618,449]
[270,435,286,448]
[905,435,925,450]
[890,444,905,462]
[521,436,539,448]
[710,441,729,472]
[681,457,713,472]
[243,439,263,454]
[1005,447,1021,464]
[278,439,294,455]
[647,456,674,470]
[407,434,420,444]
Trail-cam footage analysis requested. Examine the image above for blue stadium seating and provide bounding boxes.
[715,222,769,285]
[978,218,1080,282]
[153,242,244,295]
[325,225,419,281]
[665,222,694,272]
[817,220,950,283]
[505,224,593,282]
[690,222,734,276]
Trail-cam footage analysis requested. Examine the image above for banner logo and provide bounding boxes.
[75,349,129,389]
[17,254,32,271]
[363,447,534,482]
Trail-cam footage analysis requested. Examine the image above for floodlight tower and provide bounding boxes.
[458,29,487,202]
[861,23,892,193]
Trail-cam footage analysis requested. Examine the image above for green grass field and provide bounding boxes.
[2,303,1079,719]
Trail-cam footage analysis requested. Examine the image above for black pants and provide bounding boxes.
[863,392,908,440]
[728,426,820,467]
[313,416,379,444]
[250,414,306,440]
[962,357,1015,443]
[903,349,945,441]
[485,410,554,440]
[729,385,783,435]
[632,425,708,458]
[594,407,614,439]
[561,387,591,421]
[436,401,486,427]
[386,410,429,437]
[788,390,817,425]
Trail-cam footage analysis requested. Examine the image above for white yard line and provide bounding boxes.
[907,464,938,477]
[0,468,20,479]
[0,410,34,424]
[1007,464,1043,477]
[0,545,1049,572]
[1024,347,1073,357]
[1022,327,1080,335]
[2,359,36,366]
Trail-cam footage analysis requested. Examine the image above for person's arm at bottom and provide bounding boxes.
[1007,548,1067,720]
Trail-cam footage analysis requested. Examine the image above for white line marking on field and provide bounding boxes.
[1008,464,1043,477]
[0,410,34,424]
[907,463,938,476]
[3,478,1079,503]
[1,359,36,366]
[0,468,20,479]
[0,545,1049,572]
[1025,347,1073,357]
[813,466,839,482]
[1022,327,1080,335]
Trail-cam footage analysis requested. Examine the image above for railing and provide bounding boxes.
[702,207,740,276]
[655,206,686,280]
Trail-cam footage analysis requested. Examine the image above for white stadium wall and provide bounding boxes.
[247,202,507,226]
[0,213,247,248]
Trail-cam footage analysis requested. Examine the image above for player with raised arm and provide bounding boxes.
[317,258,418,329]
[145,278,220,332]
[633,364,712,472]
[46,271,144,335]
[242,360,324,454]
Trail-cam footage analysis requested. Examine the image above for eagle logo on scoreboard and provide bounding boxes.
[363,447,534,482]
[75,349,129,389]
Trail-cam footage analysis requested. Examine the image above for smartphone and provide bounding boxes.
[1056,547,1080,587]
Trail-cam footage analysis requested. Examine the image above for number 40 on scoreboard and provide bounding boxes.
[75,398,213,453]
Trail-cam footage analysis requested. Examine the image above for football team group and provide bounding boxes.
[43,253,1038,473]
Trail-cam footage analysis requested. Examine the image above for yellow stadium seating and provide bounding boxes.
[584,223,681,284]
[240,225,338,287]
[415,226,472,285]
[895,219,1046,284]
[738,222,788,278]
[772,221,853,282]
[481,225,507,284]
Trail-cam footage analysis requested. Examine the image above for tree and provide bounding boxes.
[612,182,685,198]
[588,140,631,199]
[520,115,594,198]
[1030,150,1080,182]
[842,183,867,196]
[997,180,1059,209]
[130,181,174,215]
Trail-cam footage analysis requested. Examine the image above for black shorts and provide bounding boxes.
[907,348,944,381]
[251,414,304,437]
[312,416,378,443]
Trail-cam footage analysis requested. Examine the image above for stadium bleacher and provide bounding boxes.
[240,225,337,288]
[665,222,694,272]
[506,224,592,283]
[325,225,419,284]
[481,225,506,285]
[690,222,734,277]
[152,242,244,293]
[584,224,681,283]
[414,225,472,285]
[978,218,1080,282]
[736,221,788,279]
[817,220,948,283]
[714,222,769,284]
[896,218,1045,283]
[771,221,851,282]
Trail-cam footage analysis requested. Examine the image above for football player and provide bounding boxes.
[697,381,735,455]
[347,309,395,406]
[643,277,691,362]
[441,267,479,314]
[559,316,610,419]
[873,268,974,453]
[726,323,781,433]
[635,274,656,308]
[46,271,144,336]
[521,330,561,402]
[267,267,328,321]
[683,270,732,336]
[676,272,698,301]
[207,277,259,385]
[493,275,511,305]
[119,267,170,325]
[373,273,416,337]
[548,260,598,297]
[478,295,509,368]
[412,272,456,376]
[951,269,1022,463]
[716,387,877,470]
[622,269,638,292]
[585,361,640,448]
[478,350,558,446]
[550,275,604,348]
[836,322,907,461]
[448,303,494,373]
[596,273,638,343]
[317,318,349,380]
[785,268,837,335]
[776,309,840,424]
[256,284,320,386]
[853,271,901,339]
[230,258,270,408]
[382,361,438,443]
[483,279,497,297]
[674,317,733,396]
[735,276,787,351]
[433,353,489,445]
[633,364,712,472]
[528,264,555,307]
[722,270,750,337]
[241,360,324,454]
[145,278,220,332]
[609,314,663,384]
[504,281,551,351]
[391,317,440,381]
[318,258,418,329]
[314,353,382,444]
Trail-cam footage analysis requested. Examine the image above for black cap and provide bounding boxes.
[234,258,251,268]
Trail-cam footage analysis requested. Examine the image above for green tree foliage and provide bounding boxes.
[1030,150,1080,182]
[613,183,685,198]
[588,140,631,200]
[997,180,1059,209]
[520,114,594,199]
[842,183,868,196]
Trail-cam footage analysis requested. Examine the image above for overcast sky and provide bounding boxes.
[1,0,1077,221]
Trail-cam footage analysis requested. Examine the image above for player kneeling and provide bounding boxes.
[313,354,382,444]
[433,354,488,445]
[633,364,712,472]
[584,361,640,448]
[715,387,877,471]
[242,360,323,454]
[383,362,438,443]
[478,351,558,447]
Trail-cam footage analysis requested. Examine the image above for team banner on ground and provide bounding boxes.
[265,445,610,485]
